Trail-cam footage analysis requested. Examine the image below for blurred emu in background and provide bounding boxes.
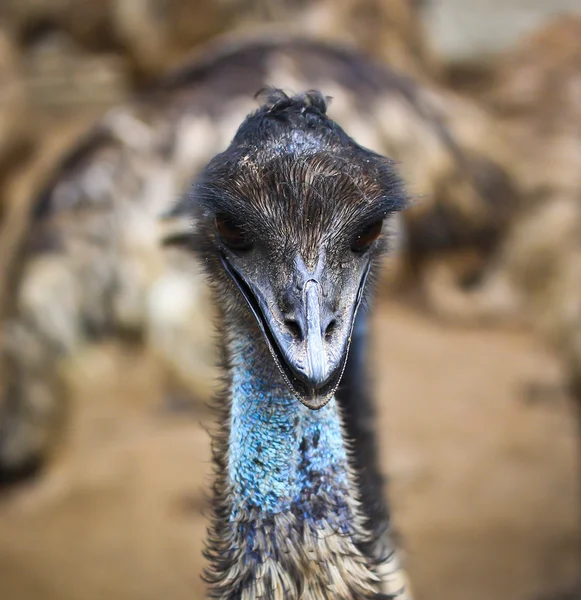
[0,30,517,479]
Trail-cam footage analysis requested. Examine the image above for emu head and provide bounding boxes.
[175,90,406,409]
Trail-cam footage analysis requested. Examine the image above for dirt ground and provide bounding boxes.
[0,299,578,600]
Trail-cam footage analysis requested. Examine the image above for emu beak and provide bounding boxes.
[302,280,329,390]
[222,255,369,410]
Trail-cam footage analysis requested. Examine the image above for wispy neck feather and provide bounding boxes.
[204,318,396,600]
[228,334,350,519]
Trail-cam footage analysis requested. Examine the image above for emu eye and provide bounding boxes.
[351,220,383,253]
[215,214,251,250]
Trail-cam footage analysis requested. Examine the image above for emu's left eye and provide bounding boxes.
[351,220,383,253]
[215,214,252,251]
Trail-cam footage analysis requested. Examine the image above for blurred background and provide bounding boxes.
[0,1,580,599]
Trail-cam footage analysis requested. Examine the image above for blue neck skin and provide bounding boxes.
[227,330,351,522]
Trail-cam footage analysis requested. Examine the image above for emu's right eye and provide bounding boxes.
[215,215,252,251]
[351,220,383,253]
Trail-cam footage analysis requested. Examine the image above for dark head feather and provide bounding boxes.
[180,88,406,261]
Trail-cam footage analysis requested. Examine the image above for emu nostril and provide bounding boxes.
[324,319,337,341]
[284,319,302,340]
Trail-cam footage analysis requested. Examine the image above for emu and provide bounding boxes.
[174,89,411,599]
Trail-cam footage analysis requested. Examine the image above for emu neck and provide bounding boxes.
[228,332,349,520]
[205,317,406,599]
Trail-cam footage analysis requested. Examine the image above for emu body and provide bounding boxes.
[0,36,514,483]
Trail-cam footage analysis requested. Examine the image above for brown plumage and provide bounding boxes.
[0,35,516,480]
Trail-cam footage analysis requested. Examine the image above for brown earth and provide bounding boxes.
[0,299,578,600]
